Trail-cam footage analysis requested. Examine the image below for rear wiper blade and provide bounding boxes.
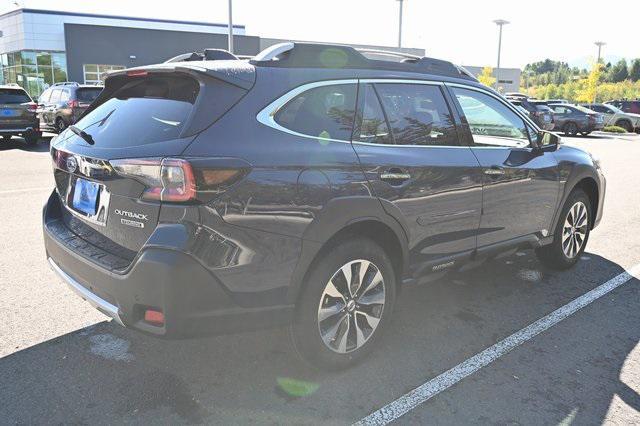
[69,125,95,145]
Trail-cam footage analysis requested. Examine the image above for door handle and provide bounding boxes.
[380,169,411,185]
[484,166,505,176]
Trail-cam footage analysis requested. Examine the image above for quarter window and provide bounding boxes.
[375,83,459,146]
[452,87,530,148]
[354,84,391,145]
[274,84,357,141]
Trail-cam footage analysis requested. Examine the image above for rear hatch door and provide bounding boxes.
[0,88,34,127]
[51,64,254,253]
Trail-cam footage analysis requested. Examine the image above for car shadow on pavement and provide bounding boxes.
[0,250,638,424]
[0,137,51,153]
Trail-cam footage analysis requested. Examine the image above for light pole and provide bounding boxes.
[397,0,404,48]
[594,41,606,63]
[493,19,509,90]
[227,0,234,54]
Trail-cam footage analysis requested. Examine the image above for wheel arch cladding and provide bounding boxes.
[574,177,599,228]
[289,218,407,305]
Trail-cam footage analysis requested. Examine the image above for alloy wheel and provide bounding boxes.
[562,201,588,258]
[317,259,385,354]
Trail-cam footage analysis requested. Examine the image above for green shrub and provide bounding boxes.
[602,125,627,133]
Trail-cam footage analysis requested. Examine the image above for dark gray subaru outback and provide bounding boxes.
[43,43,605,369]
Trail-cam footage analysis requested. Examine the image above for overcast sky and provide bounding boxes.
[3,0,637,68]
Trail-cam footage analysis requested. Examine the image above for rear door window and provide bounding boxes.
[0,88,31,104]
[69,75,199,147]
[60,90,70,102]
[374,83,459,146]
[49,89,62,103]
[274,84,357,141]
[354,84,392,145]
[76,88,102,103]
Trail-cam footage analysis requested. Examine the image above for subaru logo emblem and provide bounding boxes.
[66,156,78,173]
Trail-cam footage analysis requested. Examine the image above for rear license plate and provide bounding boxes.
[72,178,100,216]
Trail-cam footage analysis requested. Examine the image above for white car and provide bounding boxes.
[582,103,640,133]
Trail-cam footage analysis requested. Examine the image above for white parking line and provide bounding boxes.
[0,187,51,195]
[355,263,640,426]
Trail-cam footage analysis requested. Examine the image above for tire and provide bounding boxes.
[2,135,11,142]
[536,188,591,270]
[23,131,40,145]
[563,122,578,136]
[289,237,396,370]
[55,117,67,133]
[616,120,632,133]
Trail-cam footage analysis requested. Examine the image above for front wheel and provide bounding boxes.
[290,238,396,370]
[536,188,591,270]
[55,117,67,133]
[616,120,632,133]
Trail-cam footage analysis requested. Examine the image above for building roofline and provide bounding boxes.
[0,8,245,30]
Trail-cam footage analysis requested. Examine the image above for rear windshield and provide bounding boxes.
[76,88,102,103]
[70,75,199,147]
[0,88,31,104]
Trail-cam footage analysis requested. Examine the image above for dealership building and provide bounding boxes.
[0,8,427,98]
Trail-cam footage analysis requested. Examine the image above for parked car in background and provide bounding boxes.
[606,99,640,115]
[43,42,606,369]
[549,104,604,136]
[582,103,640,133]
[0,84,41,145]
[508,98,554,130]
[38,82,103,133]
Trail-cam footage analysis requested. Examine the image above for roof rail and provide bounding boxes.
[250,42,477,81]
[164,48,238,63]
[356,48,421,61]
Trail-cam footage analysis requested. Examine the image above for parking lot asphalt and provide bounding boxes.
[0,133,638,425]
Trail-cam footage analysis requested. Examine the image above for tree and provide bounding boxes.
[577,62,603,103]
[478,66,496,87]
[610,59,629,83]
[629,59,640,82]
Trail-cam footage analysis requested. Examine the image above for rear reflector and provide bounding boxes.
[144,309,165,326]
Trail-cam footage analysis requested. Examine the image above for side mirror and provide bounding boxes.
[536,131,561,151]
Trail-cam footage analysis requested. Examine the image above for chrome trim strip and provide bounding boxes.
[256,79,358,144]
[48,257,124,326]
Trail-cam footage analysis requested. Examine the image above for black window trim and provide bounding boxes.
[445,82,540,149]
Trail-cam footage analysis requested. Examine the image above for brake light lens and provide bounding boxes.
[127,70,149,77]
[111,158,196,202]
[68,99,79,109]
[27,102,37,111]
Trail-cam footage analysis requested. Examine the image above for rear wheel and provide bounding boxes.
[23,131,40,145]
[616,120,632,133]
[55,117,67,133]
[290,238,396,370]
[536,188,591,270]
[2,135,11,142]
[563,122,578,136]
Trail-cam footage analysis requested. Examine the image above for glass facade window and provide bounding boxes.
[0,50,69,98]
[83,64,125,84]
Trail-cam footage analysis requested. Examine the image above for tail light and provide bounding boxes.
[67,100,79,109]
[110,158,244,203]
[27,102,37,111]
[111,158,196,202]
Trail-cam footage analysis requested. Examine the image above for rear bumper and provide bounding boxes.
[43,191,294,338]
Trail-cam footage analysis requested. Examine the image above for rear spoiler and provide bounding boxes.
[105,61,256,91]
